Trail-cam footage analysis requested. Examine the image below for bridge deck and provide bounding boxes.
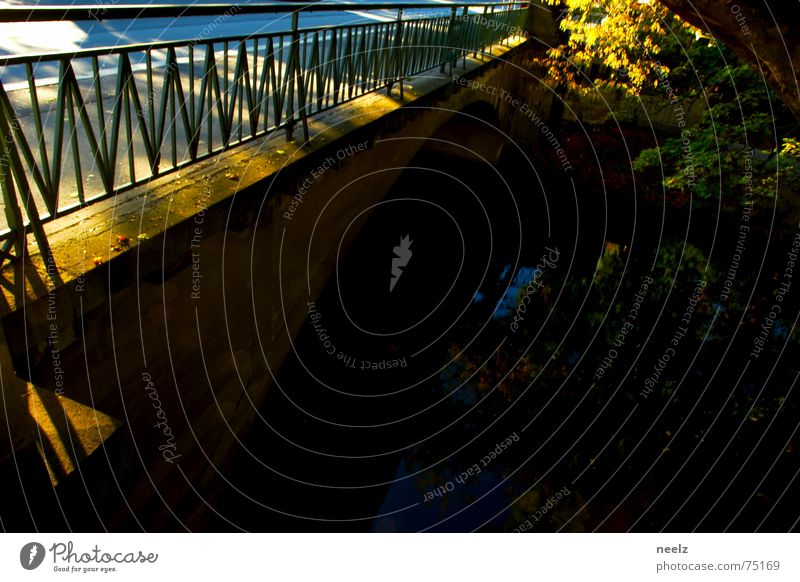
[0,34,529,314]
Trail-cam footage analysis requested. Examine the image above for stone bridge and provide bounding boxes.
[0,10,569,530]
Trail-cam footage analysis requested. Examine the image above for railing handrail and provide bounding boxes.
[0,4,520,66]
[0,2,527,23]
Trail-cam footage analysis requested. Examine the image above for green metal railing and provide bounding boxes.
[0,2,528,267]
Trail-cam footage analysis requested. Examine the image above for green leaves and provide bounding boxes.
[542,1,797,208]
[633,39,797,203]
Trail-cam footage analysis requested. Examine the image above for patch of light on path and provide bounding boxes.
[346,10,395,23]
[0,21,88,56]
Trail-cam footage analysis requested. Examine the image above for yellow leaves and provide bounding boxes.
[780,138,800,160]
[583,27,599,48]
[537,0,693,97]
[650,19,666,37]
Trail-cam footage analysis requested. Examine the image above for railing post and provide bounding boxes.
[0,86,55,279]
[0,99,25,266]
[296,25,310,143]
[0,166,26,267]
[450,7,458,74]
[387,8,404,98]
[479,6,489,59]
[461,6,469,69]
[286,11,309,143]
[489,4,495,45]
[440,6,457,74]
[396,8,404,100]
[504,2,511,47]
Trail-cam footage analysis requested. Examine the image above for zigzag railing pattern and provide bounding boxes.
[0,2,528,266]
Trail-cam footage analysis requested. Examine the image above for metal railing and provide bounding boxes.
[0,2,528,267]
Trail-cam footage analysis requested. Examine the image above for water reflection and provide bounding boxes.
[215,123,800,533]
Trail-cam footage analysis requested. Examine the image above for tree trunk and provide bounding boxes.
[657,0,800,120]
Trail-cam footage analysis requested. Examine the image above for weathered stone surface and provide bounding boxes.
[0,36,541,529]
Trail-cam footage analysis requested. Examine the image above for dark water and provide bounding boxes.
[210,124,800,532]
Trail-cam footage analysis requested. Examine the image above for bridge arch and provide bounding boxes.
[418,100,506,165]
